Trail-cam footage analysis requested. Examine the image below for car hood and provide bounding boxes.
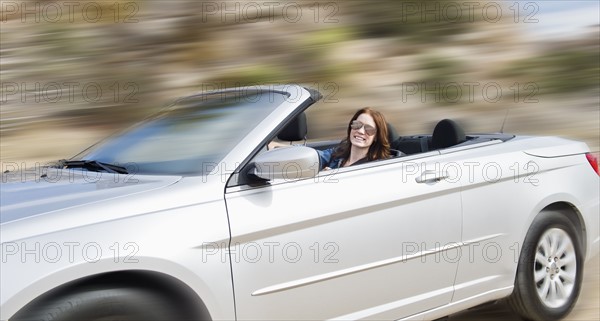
[0,169,182,225]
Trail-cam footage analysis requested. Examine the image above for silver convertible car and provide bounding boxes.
[1,85,598,321]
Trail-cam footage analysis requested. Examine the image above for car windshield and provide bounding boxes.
[74,90,290,175]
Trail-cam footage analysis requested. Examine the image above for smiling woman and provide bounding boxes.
[317,107,391,170]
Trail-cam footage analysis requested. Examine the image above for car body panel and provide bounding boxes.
[442,137,598,304]
[225,154,463,320]
[0,169,181,225]
[1,175,236,320]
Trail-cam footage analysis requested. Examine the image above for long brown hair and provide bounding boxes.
[333,107,390,162]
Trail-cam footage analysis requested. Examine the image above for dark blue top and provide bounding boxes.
[316,148,344,170]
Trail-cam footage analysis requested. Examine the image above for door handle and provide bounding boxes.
[415,170,449,183]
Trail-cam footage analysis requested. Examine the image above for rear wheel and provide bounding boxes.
[13,287,190,321]
[508,211,583,320]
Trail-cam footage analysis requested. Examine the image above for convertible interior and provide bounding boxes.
[276,112,515,159]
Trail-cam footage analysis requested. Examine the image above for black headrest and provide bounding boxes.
[432,119,465,149]
[277,112,307,141]
[387,122,399,143]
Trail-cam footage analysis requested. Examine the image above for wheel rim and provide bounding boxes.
[534,228,577,308]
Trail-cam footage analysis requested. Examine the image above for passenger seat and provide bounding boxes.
[431,119,466,149]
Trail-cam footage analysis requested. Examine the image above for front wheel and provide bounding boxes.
[508,211,583,320]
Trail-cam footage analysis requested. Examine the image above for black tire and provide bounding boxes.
[13,287,187,321]
[508,211,584,321]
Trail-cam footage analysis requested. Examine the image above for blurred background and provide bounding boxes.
[1,0,598,165]
[1,1,598,319]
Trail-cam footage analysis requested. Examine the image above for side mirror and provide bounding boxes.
[251,146,319,181]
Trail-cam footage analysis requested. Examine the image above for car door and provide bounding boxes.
[224,152,463,320]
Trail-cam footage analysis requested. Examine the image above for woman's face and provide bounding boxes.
[349,113,377,149]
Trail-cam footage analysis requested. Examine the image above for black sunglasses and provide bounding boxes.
[350,120,376,136]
